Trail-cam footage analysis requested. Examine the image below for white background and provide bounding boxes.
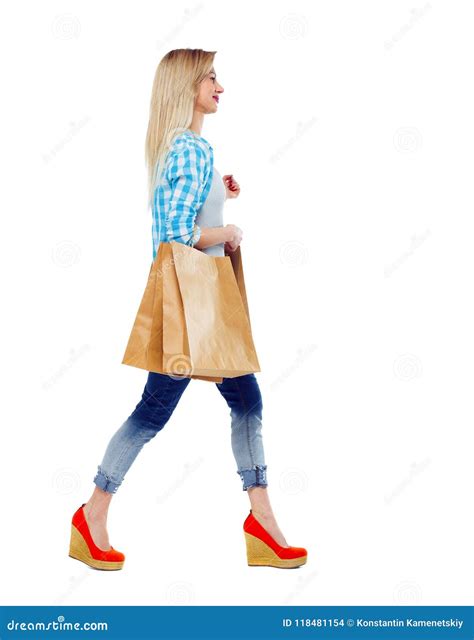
[0,0,472,607]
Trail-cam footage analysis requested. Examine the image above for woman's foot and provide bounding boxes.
[251,510,289,548]
[247,487,290,548]
[83,502,111,551]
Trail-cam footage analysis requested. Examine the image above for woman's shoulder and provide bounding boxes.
[169,129,213,157]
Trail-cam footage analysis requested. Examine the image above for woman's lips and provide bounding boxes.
[213,96,219,103]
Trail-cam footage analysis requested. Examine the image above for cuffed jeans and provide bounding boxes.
[93,372,268,494]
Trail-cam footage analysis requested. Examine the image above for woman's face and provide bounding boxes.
[195,68,224,114]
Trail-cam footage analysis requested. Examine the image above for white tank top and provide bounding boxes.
[195,166,226,256]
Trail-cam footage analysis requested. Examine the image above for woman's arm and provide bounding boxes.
[165,140,207,247]
[194,226,227,250]
[193,224,241,250]
[164,137,242,251]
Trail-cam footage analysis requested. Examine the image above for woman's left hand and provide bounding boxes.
[223,174,240,199]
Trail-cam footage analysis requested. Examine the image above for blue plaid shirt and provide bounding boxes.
[151,129,214,261]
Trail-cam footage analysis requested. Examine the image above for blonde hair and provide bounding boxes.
[145,48,217,206]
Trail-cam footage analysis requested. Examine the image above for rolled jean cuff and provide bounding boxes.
[93,465,121,494]
[237,465,268,491]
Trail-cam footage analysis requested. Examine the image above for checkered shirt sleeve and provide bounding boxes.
[164,138,206,247]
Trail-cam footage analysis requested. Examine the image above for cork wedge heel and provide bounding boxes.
[68,503,125,571]
[243,510,307,569]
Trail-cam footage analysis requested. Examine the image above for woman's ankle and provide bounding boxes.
[83,501,108,523]
[251,508,275,520]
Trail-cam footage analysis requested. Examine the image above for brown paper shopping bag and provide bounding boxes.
[120,241,221,382]
[122,240,260,381]
[164,241,260,378]
[120,259,158,371]
[159,241,224,382]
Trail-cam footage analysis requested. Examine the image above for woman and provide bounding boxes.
[68,48,307,571]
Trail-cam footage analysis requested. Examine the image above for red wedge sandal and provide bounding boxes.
[68,503,125,570]
[243,509,307,568]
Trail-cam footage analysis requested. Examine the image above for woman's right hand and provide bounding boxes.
[224,224,243,251]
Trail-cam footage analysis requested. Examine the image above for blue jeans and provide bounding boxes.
[93,372,268,493]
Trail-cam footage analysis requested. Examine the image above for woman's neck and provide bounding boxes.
[188,111,204,136]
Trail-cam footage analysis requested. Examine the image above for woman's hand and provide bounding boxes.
[222,174,240,199]
[224,224,243,252]
[224,241,238,254]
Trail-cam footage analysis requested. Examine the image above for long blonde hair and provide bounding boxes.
[145,48,216,206]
